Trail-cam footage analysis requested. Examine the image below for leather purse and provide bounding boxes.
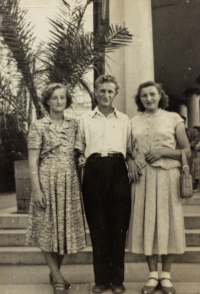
[180,149,193,198]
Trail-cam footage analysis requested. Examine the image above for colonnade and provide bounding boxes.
[105,0,200,128]
[179,94,200,128]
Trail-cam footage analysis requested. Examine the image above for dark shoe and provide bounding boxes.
[53,282,68,294]
[49,273,71,289]
[111,283,126,293]
[160,278,176,294]
[142,278,161,294]
[92,284,110,293]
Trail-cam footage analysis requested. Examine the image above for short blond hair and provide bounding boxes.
[95,75,119,91]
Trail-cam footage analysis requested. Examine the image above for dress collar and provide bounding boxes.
[142,108,163,118]
[42,115,70,131]
[42,115,71,123]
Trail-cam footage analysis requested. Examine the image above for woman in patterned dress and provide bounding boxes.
[26,83,86,294]
[127,81,191,294]
[190,127,200,191]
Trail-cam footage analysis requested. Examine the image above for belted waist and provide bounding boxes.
[89,152,124,158]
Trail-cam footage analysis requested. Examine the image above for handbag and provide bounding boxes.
[180,149,193,198]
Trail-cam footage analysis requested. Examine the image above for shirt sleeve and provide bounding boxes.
[27,121,42,150]
[75,117,86,154]
[173,113,184,128]
[126,118,132,155]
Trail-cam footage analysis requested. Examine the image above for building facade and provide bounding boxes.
[102,0,200,128]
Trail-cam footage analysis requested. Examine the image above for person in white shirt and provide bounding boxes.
[75,75,132,294]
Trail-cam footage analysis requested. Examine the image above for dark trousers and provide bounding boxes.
[82,157,131,286]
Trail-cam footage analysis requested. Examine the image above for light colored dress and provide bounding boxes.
[127,109,186,255]
[25,116,86,255]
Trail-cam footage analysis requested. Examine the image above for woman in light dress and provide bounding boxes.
[127,81,191,294]
[26,83,86,294]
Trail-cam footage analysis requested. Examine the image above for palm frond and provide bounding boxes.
[94,24,133,53]
[0,0,44,118]
[0,74,30,126]
[42,0,132,98]
[1,0,133,117]
[78,78,96,109]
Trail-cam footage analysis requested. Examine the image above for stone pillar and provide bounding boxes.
[105,0,154,118]
[105,0,126,113]
[178,103,188,127]
[124,0,154,118]
[187,94,200,128]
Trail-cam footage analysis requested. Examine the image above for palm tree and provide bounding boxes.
[0,0,44,119]
[0,0,132,123]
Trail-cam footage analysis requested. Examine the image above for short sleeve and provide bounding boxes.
[73,119,78,132]
[126,118,132,155]
[27,121,42,150]
[75,117,86,153]
[173,113,184,128]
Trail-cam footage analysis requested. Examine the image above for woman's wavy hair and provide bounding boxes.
[135,81,169,112]
[41,83,73,113]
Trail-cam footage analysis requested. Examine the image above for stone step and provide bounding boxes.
[1,206,200,229]
[2,228,200,247]
[1,263,200,284]
[183,205,200,229]
[0,208,28,229]
[185,229,200,247]
[0,229,91,246]
[1,283,200,294]
[0,207,89,229]
[182,194,200,205]
[0,246,200,265]
[0,284,89,294]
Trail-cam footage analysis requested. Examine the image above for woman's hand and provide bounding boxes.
[145,149,163,164]
[127,160,140,183]
[78,154,86,168]
[33,190,46,209]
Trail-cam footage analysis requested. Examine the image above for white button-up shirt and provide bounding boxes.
[75,107,131,158]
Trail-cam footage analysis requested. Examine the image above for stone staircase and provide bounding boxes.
[1,194,200,293]
[0,193,200,265]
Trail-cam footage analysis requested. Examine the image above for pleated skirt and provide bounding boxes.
[127,165,186,255]
[25,157,86,255]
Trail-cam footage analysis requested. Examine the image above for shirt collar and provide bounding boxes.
[91,106,119,118]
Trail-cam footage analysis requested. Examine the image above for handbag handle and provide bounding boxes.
[181,149,189,176]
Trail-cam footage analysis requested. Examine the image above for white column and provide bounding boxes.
[178,104,188,127]
[105,0,154,118]
[179,104,187,118]
[105,0,126,113]
[124,0,154,118]
[187,94,200,128]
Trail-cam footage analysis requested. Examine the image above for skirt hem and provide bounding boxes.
[25,242,86,255]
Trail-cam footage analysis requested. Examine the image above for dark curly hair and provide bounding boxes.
[41,83,73,113]
[135,81,169,112]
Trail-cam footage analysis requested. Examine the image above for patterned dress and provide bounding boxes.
[127,109,186,255]
[25,116,86,255]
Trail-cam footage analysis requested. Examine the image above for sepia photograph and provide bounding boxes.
[0,0,200,293]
